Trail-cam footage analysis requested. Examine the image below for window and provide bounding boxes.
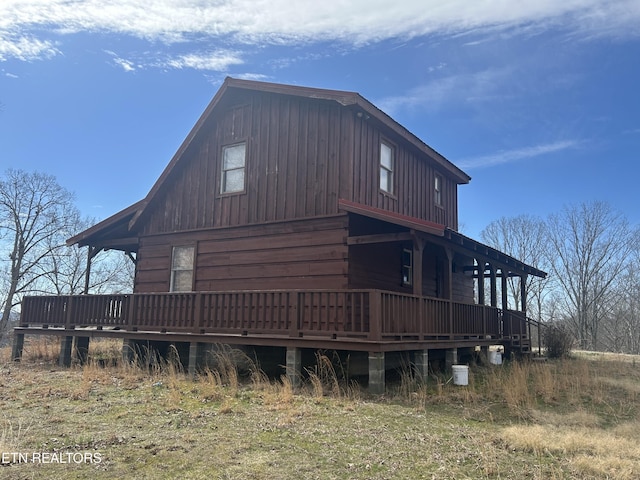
[170,246,194,292]
[402,248,413,286]
[379,142,394,194]
[434,173,442,206]
[221,142,246,194]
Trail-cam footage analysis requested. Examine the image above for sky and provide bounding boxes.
[1,0,639,240]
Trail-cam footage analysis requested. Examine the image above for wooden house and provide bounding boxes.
[13,78,546,392]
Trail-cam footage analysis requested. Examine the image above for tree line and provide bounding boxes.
[0,169,134,339]
[481,203,640,354]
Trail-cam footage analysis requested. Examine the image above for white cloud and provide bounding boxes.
[377,68,513,115]
[0,33,59,61]
[163,51,244,71]
[456,140,580,169]
[1,0,639,66]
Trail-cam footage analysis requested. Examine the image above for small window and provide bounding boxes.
[170,246,194,292]
[434,174,442,206]
[221,142,246,194]
[380,142,394,194]
[402,248,413,286]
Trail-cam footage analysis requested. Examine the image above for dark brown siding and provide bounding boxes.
[141,92,354,235]
[135,216,349,293]
[352,115,458,229]
[139,89,459,238]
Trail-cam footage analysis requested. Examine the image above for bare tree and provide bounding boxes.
[546,201,634,350]
[37,215,135,295]
[600,243,640,354]
[0,169,79,337]
[480,214,550,320]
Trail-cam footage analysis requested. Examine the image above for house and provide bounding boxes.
[13,78,546,393]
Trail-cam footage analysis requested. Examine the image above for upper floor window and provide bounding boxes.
[434,173,442,206]
[221,142,246,194]
[380,142,394,194]
[170,245,194,292]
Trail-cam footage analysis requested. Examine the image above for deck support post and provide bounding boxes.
[445,348,458,371]
[480,346,489,364]
[414,349,429,384]
[74,336,90,365]
[122,339,137,364]
[286,347,302,389]
[188,342,207,376]
[11,333,24,362]
[368,352,385,394]
[59,336,73,367]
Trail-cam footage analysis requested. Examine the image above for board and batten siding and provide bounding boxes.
[351,114,458,230]
[141,92,354,235]
[140,89,459,238]
[134,216,349,293]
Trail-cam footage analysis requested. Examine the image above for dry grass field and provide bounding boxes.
[1,337,639,479]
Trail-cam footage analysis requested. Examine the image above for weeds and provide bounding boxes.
[2,342,639,479]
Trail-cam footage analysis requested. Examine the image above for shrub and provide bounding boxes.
[543,323,574,358]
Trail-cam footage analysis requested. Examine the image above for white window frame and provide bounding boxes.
[170,245,195,292]
[220,142,246,194]
[434,173,442,206]
[379,142,394,194]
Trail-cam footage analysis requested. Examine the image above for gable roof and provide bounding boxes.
[126,77,471,231]
[68,77,472,249]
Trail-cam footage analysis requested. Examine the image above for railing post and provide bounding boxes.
[194,292,203,332]
[369,290,382,341]
[64,296,75,330]
[127,294,136,331]
[290,292,302,337]
[448,299,453,340]
[418,295,424,339]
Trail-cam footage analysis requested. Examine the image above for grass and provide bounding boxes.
[0,337,638,479]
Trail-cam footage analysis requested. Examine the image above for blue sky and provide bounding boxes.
[1,0,639,239]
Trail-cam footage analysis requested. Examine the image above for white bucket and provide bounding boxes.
[452,365,469,386]
[488,350,503,365]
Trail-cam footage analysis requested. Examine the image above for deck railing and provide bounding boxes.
[19,290,507,342]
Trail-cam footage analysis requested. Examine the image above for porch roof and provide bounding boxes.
[338,199,547,279]
[66,200,142,252]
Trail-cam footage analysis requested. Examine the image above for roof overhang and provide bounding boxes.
[339,199,546,278]
[66,200,143,253]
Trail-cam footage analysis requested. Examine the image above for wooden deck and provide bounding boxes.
[15,289,531,352]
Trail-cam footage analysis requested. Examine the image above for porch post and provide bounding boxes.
[368,351,385,394]
[11,333,24,362]
[286,347,302,389]
[83,246,100,295]
[489,263,497,307]
[411,233,426,296]
[501,270,509,311]
[520,274,528,315]
[443,248,453,300]
[477,260,485,305]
